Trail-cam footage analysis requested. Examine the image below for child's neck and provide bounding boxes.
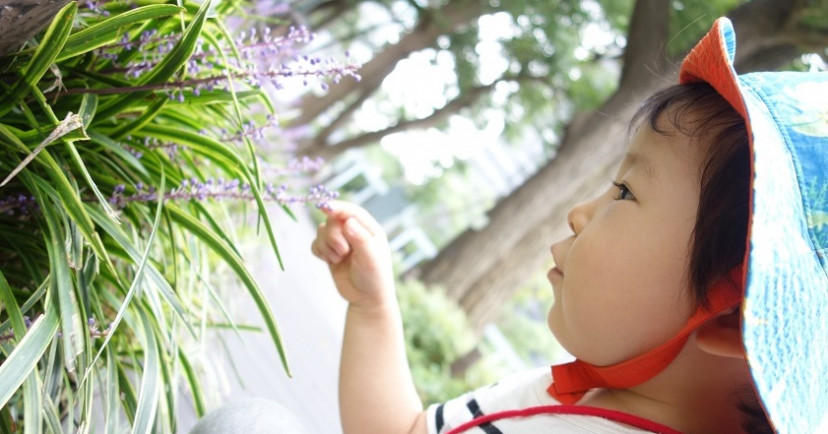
[578,335,751,434]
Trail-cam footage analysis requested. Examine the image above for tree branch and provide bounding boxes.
[303,73,547,158]
[288,0,488,127]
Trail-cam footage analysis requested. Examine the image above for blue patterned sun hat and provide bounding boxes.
[680,18,828,433]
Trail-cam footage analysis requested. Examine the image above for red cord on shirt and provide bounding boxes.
[445,404,683,434]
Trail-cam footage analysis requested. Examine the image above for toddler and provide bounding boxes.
[312,18,828,434]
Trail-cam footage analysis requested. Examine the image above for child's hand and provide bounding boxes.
[311,201,395,310]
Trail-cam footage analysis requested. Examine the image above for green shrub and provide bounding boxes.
[0,1,355,431]
[397,279,504,405]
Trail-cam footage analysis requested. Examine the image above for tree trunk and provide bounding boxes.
[416,0,824,330]
[0,0,71,57]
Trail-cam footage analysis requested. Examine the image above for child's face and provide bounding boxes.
[547,121,704,366]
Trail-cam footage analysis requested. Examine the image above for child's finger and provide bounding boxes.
[323,228,350,264]
[310,239,328,262]
[314,220,351,263]
[313,223,340,263]
[342,217,373,251]
[321,201,384,238]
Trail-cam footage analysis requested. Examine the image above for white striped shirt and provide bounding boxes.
[425,367,665,434]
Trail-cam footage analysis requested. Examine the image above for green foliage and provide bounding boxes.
[493,270,567,366]
[397,279,503,404]
[667,0,742,57]
[0,1,340,431]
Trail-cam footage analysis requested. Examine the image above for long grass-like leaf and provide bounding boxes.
[83,169,170,380]
[29,84,121,224]
[0,2,76,117]
[0,272,43,434]
[0,301,59,409]
[79,92,98,130]
[104,347,121,434]
[57,5,184,62]
[0,123,120,283]
[42,394,62,434]
[116,360,138,425]
[136,122,285,268]
[131,308,161,434]
[0,276,48,339]
[166,204,290,375]
[136,123,244,171]
[109,96,167,140]
[97,0,212,120]
[0,112,84,188]
[88,131,151,177]
[41,193,81,372]
[85,204,196,338]
[156,324,177,432]
[210,21,263,196]
[23,370,43,434]
[177,348,205,417]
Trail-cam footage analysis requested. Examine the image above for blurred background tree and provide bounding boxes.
[279,0,828,329]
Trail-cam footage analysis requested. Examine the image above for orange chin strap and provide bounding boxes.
[547,266,745,404]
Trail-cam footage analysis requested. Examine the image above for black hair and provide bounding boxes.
[632,82,750,307]
[633,82,774,433]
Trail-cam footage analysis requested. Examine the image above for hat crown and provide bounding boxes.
[680,17,828,432]
[743,72,828,254]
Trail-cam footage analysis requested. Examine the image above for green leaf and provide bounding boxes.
[23,369,43,434]
[136,123,284,269]
[57,5,184,62]
[84,170,173,376]
[42,394,62,434]
[84,199,197,342]
[0,2,77,117]
[88,131,151,177]
[166,204,290,375]
[116,360,139,424]
[43,395,63,433]
[104,347,121,434]
[97,0,213,120]
[41,194,82,372]
[79,93,98,129]
[109,96,167,140]
[0,272,43,434]
[0,298,60,410]
[131,308,161,434]
[178,348,205,417]
[136,123,246,172]
[0,123,120,283]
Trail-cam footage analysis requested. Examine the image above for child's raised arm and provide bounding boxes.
[311,201,428,434]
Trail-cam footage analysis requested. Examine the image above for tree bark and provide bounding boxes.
[0,0,71,57]
[416,0,827,330]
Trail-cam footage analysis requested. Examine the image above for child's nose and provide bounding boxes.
[567,199,593,235]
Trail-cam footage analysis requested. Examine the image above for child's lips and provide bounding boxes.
[548,266,564,280]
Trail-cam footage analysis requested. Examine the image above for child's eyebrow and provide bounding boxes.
[624,151,658,180]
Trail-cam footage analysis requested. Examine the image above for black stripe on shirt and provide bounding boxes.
[435,404,445,432]
[465,399,503,434]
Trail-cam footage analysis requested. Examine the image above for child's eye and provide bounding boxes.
[612,182,635,201]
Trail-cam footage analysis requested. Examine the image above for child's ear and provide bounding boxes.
[695,306,745,358]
